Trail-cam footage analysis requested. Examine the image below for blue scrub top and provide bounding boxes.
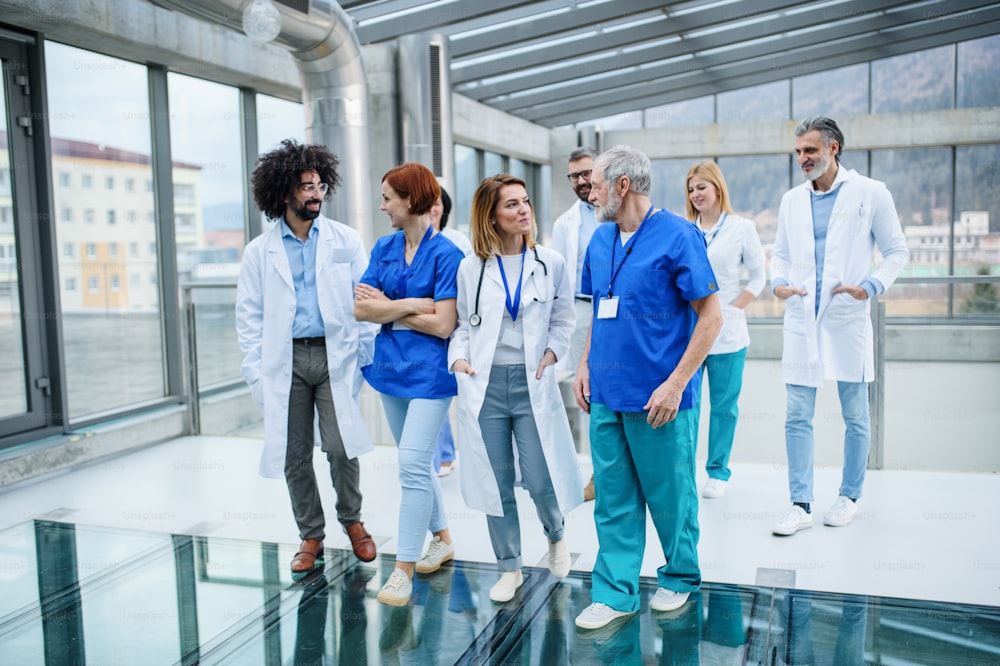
[581,209,718,412]
[360,230,463,399]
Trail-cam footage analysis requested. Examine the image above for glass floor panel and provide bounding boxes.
[0,520,997,665]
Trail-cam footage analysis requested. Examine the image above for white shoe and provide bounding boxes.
[702,478,729,499]
[415,536,455,574]
[376,569,412,606]
[823,496,859,527]
[574,602,635,630]
[650,587,690,612]
[489,570,524,603]
[548,540,571,578]
[772,505,813,536]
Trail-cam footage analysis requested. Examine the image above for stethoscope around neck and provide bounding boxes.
[469,246,551,327]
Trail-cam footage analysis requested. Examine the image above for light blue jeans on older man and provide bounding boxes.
[380,395,452,562]
[785,381,870,503]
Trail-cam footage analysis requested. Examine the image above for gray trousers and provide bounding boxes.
[479,364,564,571]
[285,342,362,541]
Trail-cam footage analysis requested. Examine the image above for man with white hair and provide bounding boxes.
[572,145,722,631]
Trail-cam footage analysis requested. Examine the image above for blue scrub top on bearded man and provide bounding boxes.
[581,208,719,411]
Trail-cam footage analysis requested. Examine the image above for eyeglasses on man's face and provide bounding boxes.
[298,182,329,195]
[566,169,592,182]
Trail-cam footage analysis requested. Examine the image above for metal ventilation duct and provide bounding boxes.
[149,0,374,247]
[398,33,454,194]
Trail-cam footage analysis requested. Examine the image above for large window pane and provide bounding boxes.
[256,94,305,154]
[645,96,714,128]
[793,64,869,118]
[45,42,165,419]
[717,80,789,124]
[716,155,789,247]
[872,147,952,269]
[0,65,27,417]
[168,74,245,388]
[483,150,503,178]
[168,74,243,279]
[957,35,1000,109]
[872,46,955,114]
[955,145,1000,283]
[650,158,696,220]
[717,155,792,318]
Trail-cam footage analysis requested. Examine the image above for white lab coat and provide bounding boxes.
[236,215,377,478]
[448,244,583,516]
[550,200,593,376]
[771,168,909,387]
[549,200,584,293]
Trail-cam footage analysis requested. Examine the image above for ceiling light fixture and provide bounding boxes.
[242,0,282,44]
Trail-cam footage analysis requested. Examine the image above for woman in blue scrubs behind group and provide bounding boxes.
[353,162,465,606]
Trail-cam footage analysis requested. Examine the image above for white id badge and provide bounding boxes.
[597,295,619,319]
[501,327,524,348]
[391,321,410,331]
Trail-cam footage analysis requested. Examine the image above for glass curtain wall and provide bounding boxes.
[167,74,245,389]
[0,51,26,420]
[45,42,165,420]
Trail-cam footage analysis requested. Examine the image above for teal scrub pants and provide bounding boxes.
[693,347,747,482]
[589,403,701,613]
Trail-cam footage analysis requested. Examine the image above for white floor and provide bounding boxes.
[1,435,997,608]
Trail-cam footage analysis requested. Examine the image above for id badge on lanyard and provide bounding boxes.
[597,295,619,319]
[599,206,654,320]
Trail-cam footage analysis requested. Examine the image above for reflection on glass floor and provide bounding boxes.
[1,521,998,665]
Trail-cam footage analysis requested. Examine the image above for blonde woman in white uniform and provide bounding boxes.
[685,161,766,499]
[449,174,583,603]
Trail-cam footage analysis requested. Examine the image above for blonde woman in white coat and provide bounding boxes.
[449,174,584,603]
[685,161,766,500]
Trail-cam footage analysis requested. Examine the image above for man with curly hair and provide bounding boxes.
[236,139,379,576]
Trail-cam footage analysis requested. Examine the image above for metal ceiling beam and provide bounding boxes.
[354,0,540,43]
[492,2,1000,114]
[456,0,920,100]
[449,0,669,58]
[451,0,815,81]
[526,18,1000,126]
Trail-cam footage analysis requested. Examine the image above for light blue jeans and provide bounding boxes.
[785,382,870,503]
[694,348,747,482]
[380,394,452,562]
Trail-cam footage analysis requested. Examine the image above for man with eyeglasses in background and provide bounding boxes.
[551,146,600,501]
[236,139,379,577]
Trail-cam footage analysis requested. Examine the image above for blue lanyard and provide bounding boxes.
[396,225,434,297]
[608,206,655,297]
[496,244,526,322]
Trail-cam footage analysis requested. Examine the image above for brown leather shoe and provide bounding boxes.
[583,475,596,502]
[345,521,377,562]
[291,539,324,574]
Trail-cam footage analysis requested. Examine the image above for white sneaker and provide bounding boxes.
[376,569,412,606]
[548,540,571,579]
[772,505,813,536]
[415,536,455,574]
[824,496,859,527]
[702,478,729,499]
[489,570,524,602]
[574,602,635,630]
[649,588,690,612]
